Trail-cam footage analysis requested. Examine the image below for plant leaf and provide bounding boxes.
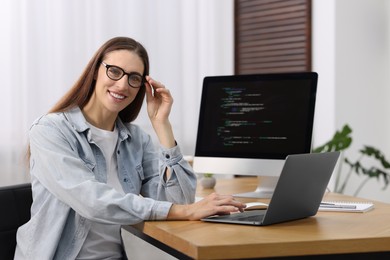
[313,124,352,153]
[360,146,390,169]
[345,157,390,190]
[313,124,390,193]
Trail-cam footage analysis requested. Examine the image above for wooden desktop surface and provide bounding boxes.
[124,177,390,259]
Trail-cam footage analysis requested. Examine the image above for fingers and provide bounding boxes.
[145,76,173,105]
[145,76,167,93]
[206,193,246,213]
[183,193,247,220]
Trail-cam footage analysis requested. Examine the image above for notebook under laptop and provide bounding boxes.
[201,151,340,226]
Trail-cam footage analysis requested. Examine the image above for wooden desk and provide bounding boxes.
[122,177,390,259]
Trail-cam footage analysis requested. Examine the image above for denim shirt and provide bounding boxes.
[14,107,196,259]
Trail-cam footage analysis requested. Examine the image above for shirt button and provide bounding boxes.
[165,154,170,159]
[117,150,120,154]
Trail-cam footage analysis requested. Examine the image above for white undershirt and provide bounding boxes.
[77,123,123,259]
[87,122,123,194]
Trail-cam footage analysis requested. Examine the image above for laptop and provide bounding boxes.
[201,151,340,226]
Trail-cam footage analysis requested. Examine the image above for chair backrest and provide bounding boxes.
[0,183,32,260]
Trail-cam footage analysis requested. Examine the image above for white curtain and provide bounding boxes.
[0,0,234,185]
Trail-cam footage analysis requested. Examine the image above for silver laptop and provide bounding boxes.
[201,152,340,226]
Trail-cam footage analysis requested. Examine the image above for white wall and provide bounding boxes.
[313,0,390,203]
[0,0,234,186]
[2,0,390,204]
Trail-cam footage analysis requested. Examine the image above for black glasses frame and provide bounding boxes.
[101,62,144,88]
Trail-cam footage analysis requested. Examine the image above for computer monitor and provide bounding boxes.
[193,72,318,198]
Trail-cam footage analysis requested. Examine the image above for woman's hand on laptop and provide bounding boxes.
[167,193,246,221]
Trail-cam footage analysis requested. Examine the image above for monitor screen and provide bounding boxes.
[193,72,318,198]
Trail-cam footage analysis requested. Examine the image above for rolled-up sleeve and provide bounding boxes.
[158,144,197,204]
[116,122,197,218]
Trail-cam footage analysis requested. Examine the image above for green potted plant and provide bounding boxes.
[313,124,390,196]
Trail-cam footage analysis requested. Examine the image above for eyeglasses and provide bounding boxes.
[101,62,144,88]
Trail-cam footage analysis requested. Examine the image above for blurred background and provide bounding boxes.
[1,0,390,203]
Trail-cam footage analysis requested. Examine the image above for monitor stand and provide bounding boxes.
[233,176,279,199]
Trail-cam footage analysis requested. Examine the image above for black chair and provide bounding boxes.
[0,183,32,260]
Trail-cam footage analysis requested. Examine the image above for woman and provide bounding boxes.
[15,37,245,259]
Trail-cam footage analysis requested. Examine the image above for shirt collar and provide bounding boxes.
[64,106,132,141]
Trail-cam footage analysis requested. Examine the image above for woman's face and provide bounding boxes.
[92,49,144,117]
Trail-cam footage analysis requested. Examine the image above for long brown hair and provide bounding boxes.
[50,36,149,122]
[26,37,149,162]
